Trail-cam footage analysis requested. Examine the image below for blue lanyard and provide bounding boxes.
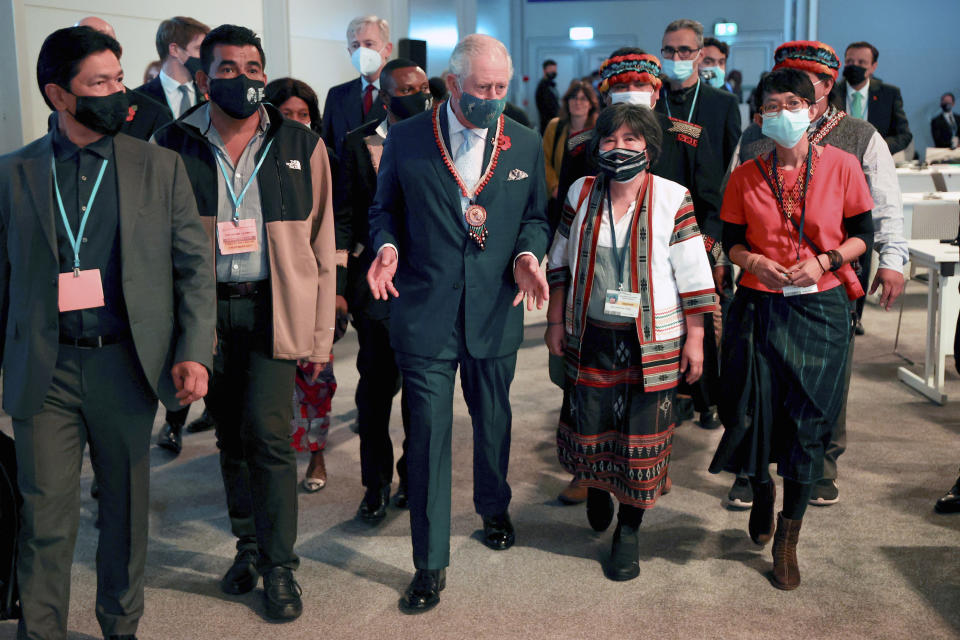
[664,79,701,122]
[51,157,108,274]
[215,139,274,223]
[604,188,630,291]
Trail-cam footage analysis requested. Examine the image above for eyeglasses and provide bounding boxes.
[660,46,700,60]
[568,94,591,103]
[760,98,809,115]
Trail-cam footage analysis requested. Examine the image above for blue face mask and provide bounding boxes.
[700,65,725,89]
[456,81,506,129]
[761,108,811,148]
[661,58,694,82]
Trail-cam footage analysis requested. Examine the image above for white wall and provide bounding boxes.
[817,0,960,160]
[11,0,263,146]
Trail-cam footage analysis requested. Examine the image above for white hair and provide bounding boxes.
[346,15,390,45]
[448,34,513,81]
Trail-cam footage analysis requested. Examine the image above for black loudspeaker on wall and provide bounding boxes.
[398,38,427,71]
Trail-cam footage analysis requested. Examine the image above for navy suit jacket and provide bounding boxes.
[368,103,550,359]
[322,77,387,159]
[133,75,204,120]
[840,78,912,154]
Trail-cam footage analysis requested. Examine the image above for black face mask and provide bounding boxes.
[71,89,129,136]
[388,91,432,120]
[546,71,557,81]
[842,64,867,86]
[942,103,953,113]
[597,147,648,183]
[184,57,203,80]
[209,75,265,120]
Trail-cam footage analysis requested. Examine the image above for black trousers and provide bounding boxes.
[206,288,299,570]
[14,340,157,639]
[353,311,409,493]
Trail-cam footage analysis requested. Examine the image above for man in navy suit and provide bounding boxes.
[134,16,209,119]
[322,15,391,159]
[367,34,550,614]
[839,41,912,155]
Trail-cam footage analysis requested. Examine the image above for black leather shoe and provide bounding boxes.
[481,512,515,550]
[220,548,259,595]
[935,477,960,513]
[357,486,390,522]
[156,422,182,455]
[185,409,216,433]
[697,406,722,429]
[393,483,408,509]
[263,567,303,621]
[604,523,640,581]
[586,488,614,532]
[854,321,865,336]
[399,568,445,614]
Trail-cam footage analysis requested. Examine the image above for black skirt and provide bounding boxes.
[709,286,851,483]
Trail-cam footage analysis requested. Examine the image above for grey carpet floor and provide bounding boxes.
[1,278,958,640]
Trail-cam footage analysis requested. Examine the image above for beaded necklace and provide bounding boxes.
[809,106,846,146]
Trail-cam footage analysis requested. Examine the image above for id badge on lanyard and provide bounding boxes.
[601,189,640,318]
[215,139,273,255]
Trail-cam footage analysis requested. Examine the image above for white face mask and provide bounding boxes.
[610,90,653,108]
[351,46,383,76]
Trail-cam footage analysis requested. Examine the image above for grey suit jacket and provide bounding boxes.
[0,129,216,418]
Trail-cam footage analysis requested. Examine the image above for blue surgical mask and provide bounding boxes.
[761,108,811,148]
[700,65,725,89]
[661,58,694,82]
[456,81,506,129]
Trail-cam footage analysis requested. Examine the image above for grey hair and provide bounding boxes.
[346,15,390,45]
[448,34,514,81]
[664,18,704,48]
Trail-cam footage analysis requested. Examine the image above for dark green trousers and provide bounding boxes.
[396,320,517,570]
[206,288,299,570]
[14,340,157,640]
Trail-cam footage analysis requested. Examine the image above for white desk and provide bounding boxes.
[901,192,960,240]
[897,168,943,194]
[897,239,960,404]
[938,165,960,190]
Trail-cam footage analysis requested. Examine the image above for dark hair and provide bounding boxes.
[200,25,265,76]
[543,59,557,69]
[758,68,815,105]
[380,57,421,94]
[37,26,122,111]
[591,103,662,167]
[943,92,956,102]
[428,76,447,102]
[558,80,599,128]
[264,77,321,135]
[846,41,878,64]
[155,16,209,61]
[703,37,729,57]
[608,47,646,58]
[727,69,742,84]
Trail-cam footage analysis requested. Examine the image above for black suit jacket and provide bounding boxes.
[321,77,387,160]
[0,131,215,418]
[133,75,204,121]
[839,78,912,154]
[122,87,172,141]
[931,112,957,148]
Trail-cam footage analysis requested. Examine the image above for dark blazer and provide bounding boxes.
[122,88,172,141]
[0,130,216,418]
[931,112,957,148]
[839,78,912,154]
[322,77,387,160]
[535,77,559,134]
[368,103,550,359]
[134,74,204,120]
[655,80,741,172]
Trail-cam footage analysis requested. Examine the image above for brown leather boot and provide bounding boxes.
[748,480,776,545]
[771,512,802,590]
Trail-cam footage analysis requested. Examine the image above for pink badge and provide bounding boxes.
[217,219,259,255]
[58,269,105,312]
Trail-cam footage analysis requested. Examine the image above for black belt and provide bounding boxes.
[59,333,128,349]
[217,281,267,298]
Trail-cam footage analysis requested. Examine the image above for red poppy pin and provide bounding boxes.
[125,104,138,122]
[497,133,512,151]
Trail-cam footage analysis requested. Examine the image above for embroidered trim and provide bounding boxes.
[667,117,703,139]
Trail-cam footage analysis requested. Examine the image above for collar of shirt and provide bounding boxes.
[375,118,389,140]
[361,76,381,93]
[159,69,196,104]
[185,102,270,146]
[445,99,488,147]
[847,81,869,103]
[51,115,115,163]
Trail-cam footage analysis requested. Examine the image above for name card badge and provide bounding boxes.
[217,219,259,255]
[58,269,105,312]
[782,284,819,297]
[603,289,642,318]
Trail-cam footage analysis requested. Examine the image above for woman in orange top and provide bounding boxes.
[709,68,874,590]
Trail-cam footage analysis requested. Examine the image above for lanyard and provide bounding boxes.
[51,156,108,274]
[664,79,701,122]
[215,139,274,223]
[770,145,813,263]
[604,188,630,290]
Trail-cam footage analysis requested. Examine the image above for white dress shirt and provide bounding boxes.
[860,130,908,271]
[361,76,381,108]
[159,69,197,115]
[846,82,870,120]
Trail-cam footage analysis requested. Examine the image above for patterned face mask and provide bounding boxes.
[456,79,506,129]
[597,147,648,182]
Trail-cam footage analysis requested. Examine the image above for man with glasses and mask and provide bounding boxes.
[340,58,432,523]
[732,40,906,509]
[322,15,392,159]
[3,25,215,639]
[367,34,550,613]
[154,24,337,621]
